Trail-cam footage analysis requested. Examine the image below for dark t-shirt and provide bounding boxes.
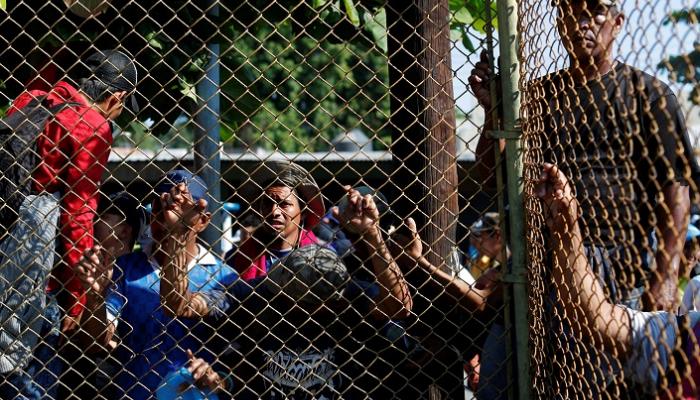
[341,278,426,398]
[530,62,699,251]
[207,280,367,400]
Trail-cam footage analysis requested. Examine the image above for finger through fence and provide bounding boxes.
[1,0,699,399]
[521,0,700,399]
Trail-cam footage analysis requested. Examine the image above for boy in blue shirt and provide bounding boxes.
[77,170,238,399]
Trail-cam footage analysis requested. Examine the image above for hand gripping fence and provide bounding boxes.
[0,0,699,399]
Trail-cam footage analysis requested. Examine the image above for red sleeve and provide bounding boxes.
[56,118,113,317]
[8,90,46,114]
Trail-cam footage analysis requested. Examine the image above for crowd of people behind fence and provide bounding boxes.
[4,0,700,398]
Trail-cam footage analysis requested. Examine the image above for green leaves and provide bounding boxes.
[449,0,497,52]
[0,102,9,119]
[659,8,700,107]
[363,7,387,52]
[145,32,164,50]
[320,0,496,53]
[659,46,700,82]
[663,7,700,25]
[0,0,6,11]
[453,6,473,25]
[178,78,198,103]
[343,0,360,26]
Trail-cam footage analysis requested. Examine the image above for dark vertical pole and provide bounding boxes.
[386,1,458,272]
[194,0,222,254]
[387,2,459,399]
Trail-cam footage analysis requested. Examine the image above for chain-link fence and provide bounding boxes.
[2,0,700,399]
[0,0,514,399]
[519,0,700,399]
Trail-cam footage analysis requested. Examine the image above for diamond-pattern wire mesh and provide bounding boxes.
[7,0,700,398]
[520,0,700,399]
[0,0,513,399]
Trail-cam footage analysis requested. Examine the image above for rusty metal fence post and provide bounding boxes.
[494,0,530,399]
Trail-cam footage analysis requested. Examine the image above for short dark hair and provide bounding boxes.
[79,78,119,104]
[239,213,262,228]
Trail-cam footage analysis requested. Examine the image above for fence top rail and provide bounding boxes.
[108,148,479,163]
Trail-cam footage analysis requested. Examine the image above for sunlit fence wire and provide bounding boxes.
[0,1,515,399]
[1,0,700,399]
[520,0,700,399]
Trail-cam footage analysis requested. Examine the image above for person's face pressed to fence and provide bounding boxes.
[259,185,304,246]
[94,213,134,260]
[471,228,502,258]
[557,0,624,63]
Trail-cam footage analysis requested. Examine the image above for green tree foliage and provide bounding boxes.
[659,7,700,106]
[215,18,391,152]
[1,0,494,152]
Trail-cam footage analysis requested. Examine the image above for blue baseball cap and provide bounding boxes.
[154,170,209,209]
[687,224,700,241]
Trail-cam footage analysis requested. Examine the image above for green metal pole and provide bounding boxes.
[484,2,517,399]
[495,0,530,398]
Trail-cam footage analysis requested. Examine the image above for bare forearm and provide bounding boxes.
[77,292,115,350]
[159,239,210,318]
[552,228,631,355]
[649,184,689,311]
[364,230,412,318]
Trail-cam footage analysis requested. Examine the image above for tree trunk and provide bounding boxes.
[387,0,458,271]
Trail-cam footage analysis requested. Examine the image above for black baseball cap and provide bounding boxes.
[85,49,139,112]
[264,245,350,307]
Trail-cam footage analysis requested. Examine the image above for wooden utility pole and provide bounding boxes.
[387,0,458,271]
[386,2,460,399]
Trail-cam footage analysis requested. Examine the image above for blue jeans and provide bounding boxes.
[476,323,509,400]
[0,293,63,400]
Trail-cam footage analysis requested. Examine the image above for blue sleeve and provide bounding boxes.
[104,261,127,322]
[343,279,381,318]
[627,310,700,388]
[217,267,240,288]
[228,279,257,301]
[200,265,240,319]
[345,279,380,300]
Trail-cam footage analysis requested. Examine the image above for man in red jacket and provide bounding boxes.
[0,49,138,399]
